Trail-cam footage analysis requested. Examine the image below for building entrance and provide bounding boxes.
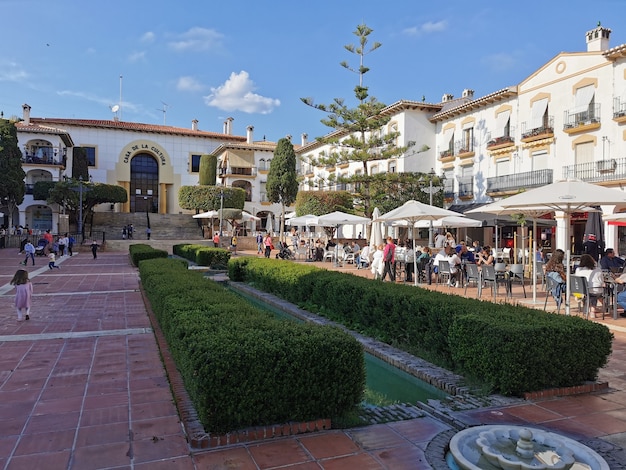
[130,154,159,213]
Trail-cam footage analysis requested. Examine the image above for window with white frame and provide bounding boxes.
[388,160,397,173]
[575,141,594,165]
[531,150,548,171]
[495,158,510,176]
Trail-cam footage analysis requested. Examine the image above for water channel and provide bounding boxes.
[230,286,447,405]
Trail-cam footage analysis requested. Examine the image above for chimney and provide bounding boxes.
[586,22,611,52]
[191,119,198,131]
[462,89,474,99]
[223,117,234,135]
[441,94,454,103]
[301,133,308,146]
[246,125,254,144]
[22,104,31,126]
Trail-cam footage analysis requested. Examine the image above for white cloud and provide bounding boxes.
[141,31,155,43]
[176,76,204,92]
[128,51,147,63]
[0,61,28,82]
[168,27,223,52]
[402,20,447,36]
[204,71,280,114]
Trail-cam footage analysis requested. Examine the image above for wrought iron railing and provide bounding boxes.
[521,116,554,139]
[487,169,553,193]
[614,97,626,118]
[444,180,455,199]
[219,166,257,176]
[455,139,474,154]
[458,176,473,198]
[563,103,601,129]
[562,157,626,182]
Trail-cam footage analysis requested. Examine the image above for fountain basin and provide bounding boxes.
[449,425,609,470]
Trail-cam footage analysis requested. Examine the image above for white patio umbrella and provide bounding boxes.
[497,179,626,315]
[285,214,318,226]
[313,211,371,266]
[240,211,261,222]
[192,210,219,219]
[376,200,465,286]
[369,207,384,248]
[412,215,483,229]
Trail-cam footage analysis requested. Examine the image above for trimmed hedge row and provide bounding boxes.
[128,243,168,267]
[138,257,365,433]
[228,256,613,396]
[173,243,230,268]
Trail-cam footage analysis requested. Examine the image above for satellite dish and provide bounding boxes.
[111,105,120,113]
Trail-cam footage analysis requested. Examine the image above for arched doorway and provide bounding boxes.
[130,154,159,213]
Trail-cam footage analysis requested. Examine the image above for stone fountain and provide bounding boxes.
[448,425,609,470]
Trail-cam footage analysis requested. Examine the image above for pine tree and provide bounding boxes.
[301,24,411,219]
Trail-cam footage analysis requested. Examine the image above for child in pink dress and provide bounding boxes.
[10,269,33,321]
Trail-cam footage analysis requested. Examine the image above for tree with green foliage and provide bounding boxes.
[369,172,445,214]
[301,24,412,220]
[266,138,299,241]
[294,191,354,239]
[0,119,26,229]
[178,186,245,212]
[199,154,217,185]
[45,180,127,233]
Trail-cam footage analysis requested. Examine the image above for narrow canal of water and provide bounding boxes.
[230,287,447,405]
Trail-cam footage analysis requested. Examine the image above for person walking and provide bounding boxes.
[146,227,151,240]
[213,232,220,248]
[91,241,99,259]
[230,234,238,255]
[10,269,33,322]
[263,233,273,258]
[381,236,396,282]
[256,233,263,255]
[22,240,36,266]
[48,251,60,270]
[68,234,75,256]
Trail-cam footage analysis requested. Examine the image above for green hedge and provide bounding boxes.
[228,257,613,396]
[138,257,364,433]
[128,243,168,267]
[173,243,230,268]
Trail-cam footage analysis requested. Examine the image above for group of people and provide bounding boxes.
[121,224,134,240]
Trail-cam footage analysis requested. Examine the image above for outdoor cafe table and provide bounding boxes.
[603,273,623,320]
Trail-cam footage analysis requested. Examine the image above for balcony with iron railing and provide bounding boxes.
[486,169,553,195]
[456,140,475,160]
[486,135,515,150]
[563,103,601,134]
[458,176,474,199]
[521,116,555,142]
[562,157,626,183]
[219,166,258,177]
[614,97,626,122]
[443,180,455,201]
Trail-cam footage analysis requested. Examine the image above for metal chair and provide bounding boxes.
[502,247,512,264]
[544,274,565,313]
[464,263,482,297]
[570,275,590,319]
[508,264,527,298]
[417,258,429,283]
[533,261,546,290]
[323,250,335,263]
[437,260,452,286]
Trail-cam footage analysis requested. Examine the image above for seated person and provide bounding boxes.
[445,246,462,287]
[455,241,475,263]
[430,247,448,283]
[575,254,605,316]
[358,244,371,269]
[600,248,625,272]
[475,246,494,266]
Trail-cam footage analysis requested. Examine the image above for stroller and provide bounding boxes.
[35,239,48,257]
[275,241,295,260]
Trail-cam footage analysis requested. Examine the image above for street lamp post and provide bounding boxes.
[77,176,84,240]
[426,168,436,248]
[218,189,224,247]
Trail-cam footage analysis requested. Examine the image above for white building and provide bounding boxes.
[298,23,626,253]
[12,106,247,233]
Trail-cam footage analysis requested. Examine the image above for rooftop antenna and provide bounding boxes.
[109,104,120,121]
[119,75,123,121]
[156,101,170,125]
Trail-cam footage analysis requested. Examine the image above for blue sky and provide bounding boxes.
[2,0,626,142]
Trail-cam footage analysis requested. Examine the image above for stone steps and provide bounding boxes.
[91,213,204,240]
